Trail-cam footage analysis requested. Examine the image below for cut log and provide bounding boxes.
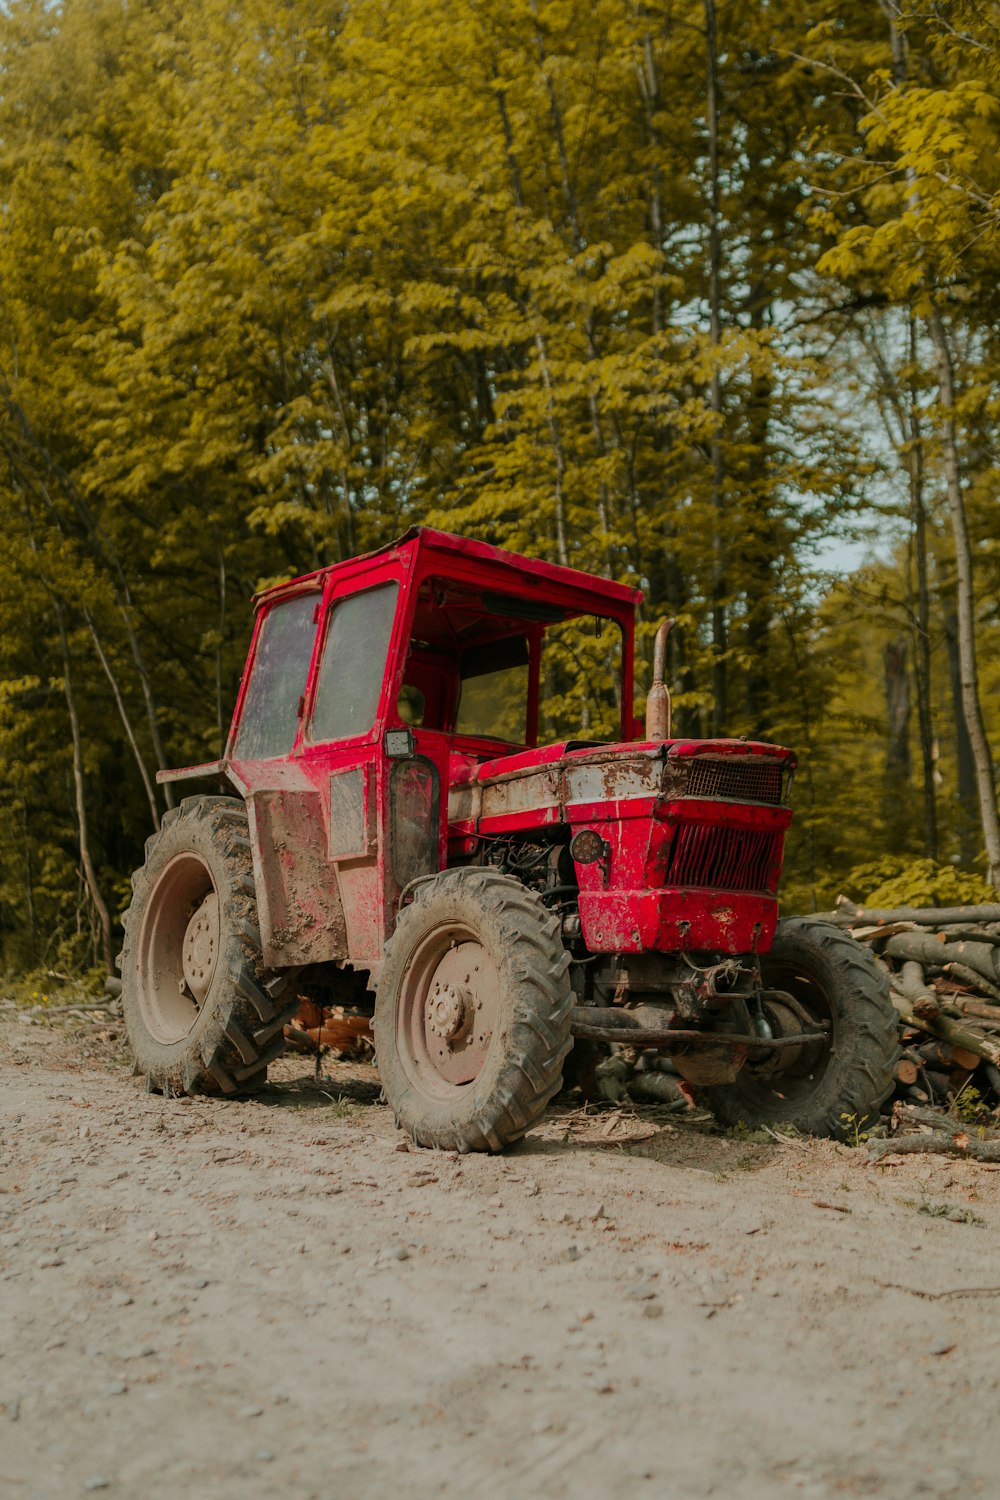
[868,1131,1000,1162]
[894,1058,920,1086]
[943,962,1000,1004]
[835,900,1000,927]
[889,993,1000,1068]
[894,1103,954,1133]
[915,1039,982,1072]
[884,932,1000,987]
[936,926,1000,946]
[894,1102,1000,1137]
[892,960,940,1021]
[923,1070,953,1102]
[627,1073,689,1108]
[944,997,1000,1025]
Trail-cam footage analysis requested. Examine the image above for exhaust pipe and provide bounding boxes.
[644,617,674,740]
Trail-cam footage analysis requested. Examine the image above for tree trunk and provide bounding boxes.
[56,609,114,975]
[530,326,570,568]
[907,316,938,860]
[704,0,727,735]
[927,309,1000,885]
[85,609,161,831]
[879,3,998,885]
[883,635,912,849]
[944,612,978,865]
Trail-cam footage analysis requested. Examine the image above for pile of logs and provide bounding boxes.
[826,899,1000,1109]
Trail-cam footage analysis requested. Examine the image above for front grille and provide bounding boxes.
[685,757,784,806]
[663,823,781,893]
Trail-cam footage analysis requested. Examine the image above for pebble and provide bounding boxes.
[239,1404,264,1419]
[929,1341,956,1357]
[255,1451,275,1462]
[36,1255,64,1269]
[104,1383,127,1397]
[192,1278,209,1289]
[123,1346,155,1360]
[643,1301,665,1319]
[83,1479,109,1492]
[563,1245,581,1262]
[624,1283,657,1301]
[385,1245,409,1261]
[590,1375,616,1394]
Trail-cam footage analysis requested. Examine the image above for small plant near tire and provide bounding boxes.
[839,1112,874,1149]
[952,1084,991,1125]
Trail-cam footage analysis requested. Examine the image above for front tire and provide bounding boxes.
[120,796,297,1096]
[702,918,898,1140]
[374,869,573,1151]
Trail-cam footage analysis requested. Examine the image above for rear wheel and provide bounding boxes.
[702,918,898,1140]
[374,869,573,1151]
[120,796,297,1096]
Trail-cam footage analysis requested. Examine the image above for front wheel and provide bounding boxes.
[374,869,573,1151]
[702,918,898,1140]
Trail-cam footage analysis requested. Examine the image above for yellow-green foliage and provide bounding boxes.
[1,0,1000,970]
[842,858,997,910]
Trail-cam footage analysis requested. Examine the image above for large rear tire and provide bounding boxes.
[374,869,573,1151]
[120,796,297,1096]
[702,918,898,1140]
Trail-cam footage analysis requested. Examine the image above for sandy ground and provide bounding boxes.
[3,1009,1000,1500]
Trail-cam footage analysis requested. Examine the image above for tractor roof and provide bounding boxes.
[253,526,642,619]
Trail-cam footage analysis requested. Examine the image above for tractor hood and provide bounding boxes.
[447,737,796,839]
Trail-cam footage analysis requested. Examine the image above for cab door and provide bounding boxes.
[302,575,405,967]
[232,564,412,972]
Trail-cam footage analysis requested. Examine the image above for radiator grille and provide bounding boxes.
[663,823,781,893]
[684,757,784,806]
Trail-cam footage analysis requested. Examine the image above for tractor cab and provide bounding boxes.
[163,527,639,975]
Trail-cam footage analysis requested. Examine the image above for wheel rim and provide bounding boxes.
[135,853,220,1044]
[396,923,501,1098]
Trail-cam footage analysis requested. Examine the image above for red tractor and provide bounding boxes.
[120,528,896,1149]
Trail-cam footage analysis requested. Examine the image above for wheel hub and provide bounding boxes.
[182,892,220,1006]
[425,981,472,1041]
[748,990,822,1077]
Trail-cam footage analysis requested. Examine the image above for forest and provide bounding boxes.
[1,0,1000,980]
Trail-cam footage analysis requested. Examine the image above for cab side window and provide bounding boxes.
[233,593,318,760]
[311,582,400,742]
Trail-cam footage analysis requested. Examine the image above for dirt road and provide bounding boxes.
[3,1010,1000,1500]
